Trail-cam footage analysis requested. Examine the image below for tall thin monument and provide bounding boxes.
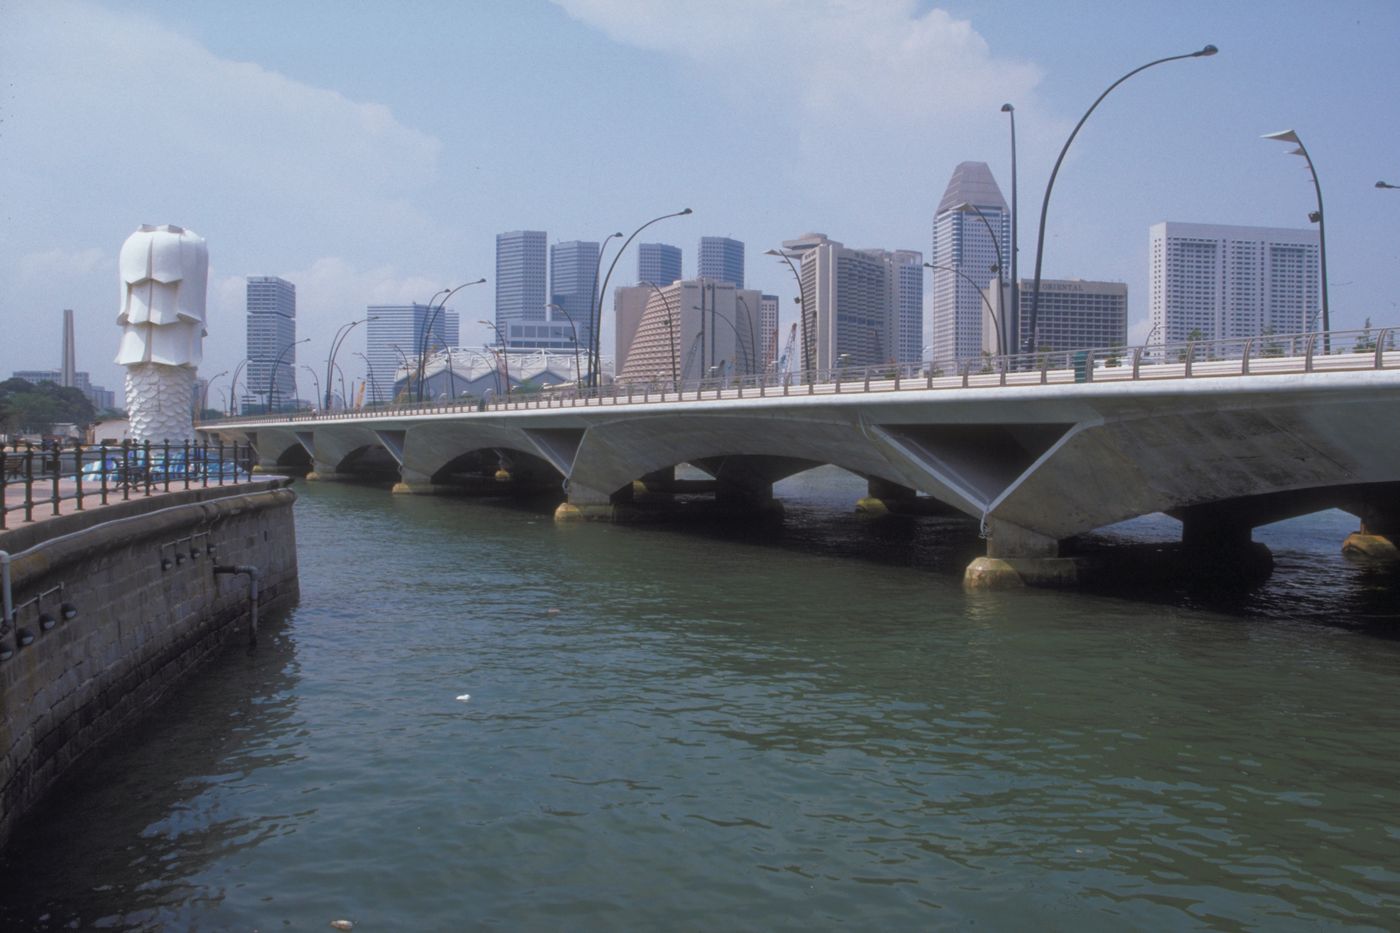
[61,309,76,388]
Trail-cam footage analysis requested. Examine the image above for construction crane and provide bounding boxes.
[776,323,798,376]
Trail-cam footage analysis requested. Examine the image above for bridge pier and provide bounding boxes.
[856,478,957,517]
[964,520,1078,590]
[1343,502,1400,561]
[306,461,354,482]
[391,468,453,496]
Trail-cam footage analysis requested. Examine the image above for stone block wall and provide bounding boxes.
[0,483,299,848]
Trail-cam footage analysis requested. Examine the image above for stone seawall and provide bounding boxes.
[0,481,299,848]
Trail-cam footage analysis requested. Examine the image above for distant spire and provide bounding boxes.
[61,308,76,388]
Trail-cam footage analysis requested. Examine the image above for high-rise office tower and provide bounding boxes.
[783,233,909,371]
[759,294,780,369]
[495,230,548,331]
[930,162,1010,366]
[245,276,296,410]
[890,250,924,364]
[698,236,744,288]
[1149,222,1320,345]
[364,305,460,404]
[638,243,682,287]
[551,240,601,356]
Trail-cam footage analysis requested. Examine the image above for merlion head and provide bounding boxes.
[116,224,209,367]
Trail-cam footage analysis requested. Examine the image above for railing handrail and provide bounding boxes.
[1,439,255,531]
[195,325,1398,429]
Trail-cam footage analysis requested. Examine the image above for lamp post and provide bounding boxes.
[733,293,759,375]
[200,370,227,415]
[326,315,377,410]
[1379,181,1400,190]
[390,345,412,403]
[639,283,680,385]
[228,358,250,416]
[955,201,1008,356]
[546,302,583,388]
[1263,129,1331,350]
[926,263,1003,362]
[267,337,309,413]
[1027,43,1218,353]
[1001,102,1019,352]
[355,352,378,408]
[764,247,810,373]
[699,302,753,374]
[480,320,511,399]
[300,365,321,411]
[586,232,624,389]
[591,208,693,387]
[417,279,485,402]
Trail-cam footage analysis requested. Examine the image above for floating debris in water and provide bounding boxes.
[546,608,561,616]
[456,693,471,702]
[331,921,354,931]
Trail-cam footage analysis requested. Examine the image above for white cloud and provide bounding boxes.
[551,0,1040,121]
[17,248,109,282]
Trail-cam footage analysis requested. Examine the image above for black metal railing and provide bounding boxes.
[0,439,254,530]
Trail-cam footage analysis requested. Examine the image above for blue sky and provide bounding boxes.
[2,0,1397,397]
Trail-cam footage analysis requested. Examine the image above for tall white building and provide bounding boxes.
[784,234,916,371]
[245,276,296,411]
[1149,222,1320,346]
[758,294,780,370]
[495,230,547,333]
[364,305,460,404]
[930,162,1010,367]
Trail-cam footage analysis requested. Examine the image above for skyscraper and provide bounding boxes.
[890,250,924,364]
[495,230,548,331]
[364,304,460,404]
[784,233,910,371]
[638,242,682,287]
[759,294,780,370]
[1149,222,1320,345]
[245,276,296,410]
[992,278,1127,354]
[930,162,1009,366]
[698,236,744,288]
[551,240,600,356]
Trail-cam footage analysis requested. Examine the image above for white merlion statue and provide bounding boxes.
[115,224,208,442]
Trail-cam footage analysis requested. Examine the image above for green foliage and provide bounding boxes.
[0,378,97,434]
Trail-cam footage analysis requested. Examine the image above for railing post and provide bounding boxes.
[143,440,153,496]
[49,443,61,516]
[23,443,35,522]
[0,447,7,530]
[120,441,131,501]
[183,439,192,490]
[162,440,172,493]
[73,442,85,511]
[1376,328,1391,370]
[1241,337,1252,375]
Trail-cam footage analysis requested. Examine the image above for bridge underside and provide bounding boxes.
[209,372,1400,587]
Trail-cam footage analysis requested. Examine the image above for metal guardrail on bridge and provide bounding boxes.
[199,326,1397,427]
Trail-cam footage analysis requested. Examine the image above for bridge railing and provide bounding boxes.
[0,439,254,530]
[196,326,1397,427]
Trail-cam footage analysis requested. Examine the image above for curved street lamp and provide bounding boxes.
[267,337,309,413]
[417,279,486,402]
[733,293,760,374]
[354,352,378,408]
[480,320,511,399]
[1027,43,1218,353]
[764,247,810,373]
[1376,180,1399,190]
[326,315,377,410]
[591,209,693,387]
[926,263,1003,363]
[1001,102,1019,350]
[300,365,321,410]
[1264,129,1331,349]
[228,358,250,416]
[955,201,1008,356]
[586,232,624,388]
[546,302,583,388]
[639,282,680,385]
[702,303,753,374]
[200,370,227,415]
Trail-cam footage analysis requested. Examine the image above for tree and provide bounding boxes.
[0,379,97,434]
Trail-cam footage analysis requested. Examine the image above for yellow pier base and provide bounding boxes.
[854,497,890,517]
[1342,532,1399,561]
[964,556,1080,590]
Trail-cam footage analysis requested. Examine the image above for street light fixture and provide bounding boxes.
[326,315,378,410]
[200,370,227,415]
[1263,129,1330,348]
[300,365,321,411]
[764,247,810,372]
[546,302,583,388]
[1027,43,1218,353]
[480,320,511,399]
[228,358,250,416]
[591,208,693,387]
[1001,102,1019,352]
[586,232,624,388]
[355,352,378,408]
[417,279,486,402]
[1378,180,1400,190]
[267,337,309,413]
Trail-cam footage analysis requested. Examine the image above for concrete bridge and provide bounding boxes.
[200,331,1400,587]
